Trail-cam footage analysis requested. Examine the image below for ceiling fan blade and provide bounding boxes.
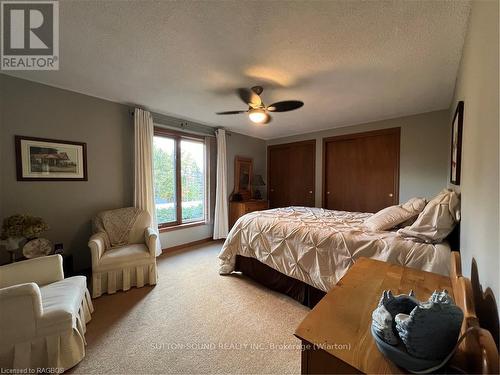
[237,88,262,108]
[216,110,247,115]
[267,100,304,112]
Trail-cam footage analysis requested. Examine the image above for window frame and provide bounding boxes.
[153,127,208,231]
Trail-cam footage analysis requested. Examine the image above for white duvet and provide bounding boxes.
[219,207,451,292]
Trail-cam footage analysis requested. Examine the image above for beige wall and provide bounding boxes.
[268,110,451,206]
[226,131,267,200]
[450,0,499,304]
[0,74,134,269]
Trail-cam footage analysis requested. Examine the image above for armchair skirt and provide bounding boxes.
[91,260,157,298]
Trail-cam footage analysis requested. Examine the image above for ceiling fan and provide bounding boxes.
[216,86,304,124]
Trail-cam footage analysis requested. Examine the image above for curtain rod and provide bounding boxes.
[130,108,234,137]
[130,108,225,137]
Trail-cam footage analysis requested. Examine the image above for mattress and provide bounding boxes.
[219,206,451,292]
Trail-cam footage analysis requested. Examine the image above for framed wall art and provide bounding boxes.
[450,101,464,185]
[15,136,88,181]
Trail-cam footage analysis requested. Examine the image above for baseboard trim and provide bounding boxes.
[162,237,215,254]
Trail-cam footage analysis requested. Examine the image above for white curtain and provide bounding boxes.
[134,108,162,256]
[213,129,229,239]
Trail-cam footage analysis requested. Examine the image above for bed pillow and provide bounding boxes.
[364,197,427,231]
[397,189,460,243]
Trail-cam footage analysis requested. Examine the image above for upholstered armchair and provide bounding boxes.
[88,207,158,298]
[0,255,93,370]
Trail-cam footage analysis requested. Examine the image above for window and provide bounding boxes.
[153,128,207,228]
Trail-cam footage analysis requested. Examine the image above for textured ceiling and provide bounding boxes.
[6,0,470,139]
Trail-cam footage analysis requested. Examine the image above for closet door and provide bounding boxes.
[268,140,316,208]
[268,145,291,208]
[288,141,316,207]
[323,138,362,211]
[323,128,400,213]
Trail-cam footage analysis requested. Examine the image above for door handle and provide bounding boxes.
[309,191,313,194]
[388,193,394,197]
[327,191,330,195]
[270,189,275,192]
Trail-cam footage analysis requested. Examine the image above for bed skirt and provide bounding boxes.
[0,289,94,371]
[92,262,157,298]
[234,255,326,308]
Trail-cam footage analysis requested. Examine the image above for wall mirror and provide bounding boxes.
[234,156,253,200]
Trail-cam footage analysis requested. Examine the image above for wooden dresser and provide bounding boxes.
[229,200,269,228]
[294,257,498,374]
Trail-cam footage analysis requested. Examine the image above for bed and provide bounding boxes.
[219,206,454,307]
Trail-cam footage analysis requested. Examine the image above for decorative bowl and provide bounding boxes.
[371,325,443,373]
[22,238,53,258]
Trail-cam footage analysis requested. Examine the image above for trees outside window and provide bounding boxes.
[153,129,206,227]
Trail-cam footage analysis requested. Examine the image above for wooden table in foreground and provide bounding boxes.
[294,258,454,374]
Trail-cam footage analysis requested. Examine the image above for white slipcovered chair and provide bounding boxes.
[88,207,158,298]
[0,254,93,370]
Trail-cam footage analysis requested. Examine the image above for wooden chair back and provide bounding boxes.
[450,251,499,374]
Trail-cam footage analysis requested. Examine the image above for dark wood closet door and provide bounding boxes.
[323,128,400,213]
[268,140,315,208]
[268,145,291,208]
[324,138,361,211]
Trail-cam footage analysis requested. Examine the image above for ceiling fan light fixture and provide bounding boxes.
[248,109,267,124]
[216,86,302,125]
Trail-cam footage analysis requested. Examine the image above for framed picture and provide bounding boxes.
[15,136,88,181]
[450,101,464,185]
[234,156,253,200]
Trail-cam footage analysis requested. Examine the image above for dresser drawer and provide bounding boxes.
[244,201,268,213]
[229,200,269,228]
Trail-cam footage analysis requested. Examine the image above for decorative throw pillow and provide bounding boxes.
[397,189,461,243]
[364,197,427,232]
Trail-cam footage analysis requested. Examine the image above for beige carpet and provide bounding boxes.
[71,241,309,374]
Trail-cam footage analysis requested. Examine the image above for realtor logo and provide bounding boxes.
[1,0,59,70]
